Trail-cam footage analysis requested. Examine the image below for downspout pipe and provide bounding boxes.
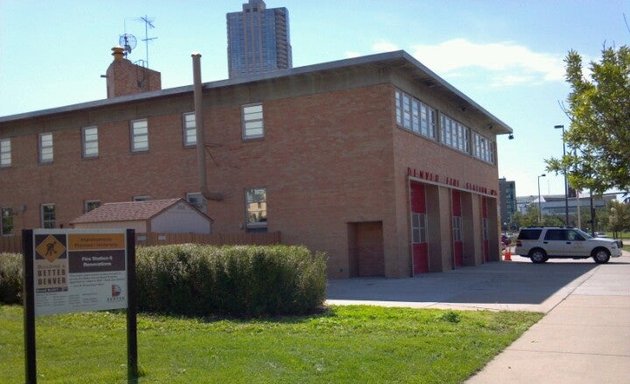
[192,52,223,201]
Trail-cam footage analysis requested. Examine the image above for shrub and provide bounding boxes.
[0,245,327,318]
[0,253,22,304]
[136,244,327,318]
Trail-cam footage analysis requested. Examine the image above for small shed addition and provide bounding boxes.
[70,198,213,234]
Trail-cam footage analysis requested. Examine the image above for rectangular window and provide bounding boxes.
[0,138,11,167]
[411,101,420,133]
[133,195,151,202]
[1,207,13,235]
[84,200,101,213]
[131,119,149,152]
[183,112,197,146]
[245,188,267,232]
[82,126,99,158]
[41,204,55,228]
[472,132,495,163]
[440,115,470,154]
[186,192,207,211]
[411,213,426,243]
[39,133,53,163]
[402,94,411,129]
[242,104,264,139]
[395,91,402,125]
[453,216,462,242]
[394,89,436,140]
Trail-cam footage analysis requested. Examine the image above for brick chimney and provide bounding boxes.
[105,46,162,98]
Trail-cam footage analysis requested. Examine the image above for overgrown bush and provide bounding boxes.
[0,245,327,318]
[0,253,22,304]
[136,244,327,318]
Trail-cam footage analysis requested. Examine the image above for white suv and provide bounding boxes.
[515,227,622,264]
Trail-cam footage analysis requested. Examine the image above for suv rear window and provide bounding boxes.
[518,229,542,240]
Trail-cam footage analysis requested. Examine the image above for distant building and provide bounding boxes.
[498,178,516,229]
[227,0,292,78]
[516,193,616,229]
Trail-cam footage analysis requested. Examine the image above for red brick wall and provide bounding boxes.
[0,73,502,277]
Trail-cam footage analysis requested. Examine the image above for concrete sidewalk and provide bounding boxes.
[466,252,630,384]
[326,251,630,383]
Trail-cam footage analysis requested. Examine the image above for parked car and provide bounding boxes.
[514,227,622,264]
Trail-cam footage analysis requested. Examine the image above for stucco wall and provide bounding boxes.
[151,202,212,234]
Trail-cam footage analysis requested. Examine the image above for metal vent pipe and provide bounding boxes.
[192,52,222,201]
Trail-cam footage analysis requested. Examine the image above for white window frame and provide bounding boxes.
[41,203,56,229]
[440,115,470,154]
[395,89,437,140]
[82,126,99,158]
[130,119,149,152]
[39,132,53,163]
[453,216,463,242]
[411,212,427,244]
[0,138,11,167]
[242,104,264,140]
[472,132,495,164]
[245,188,267,231]
[183,112,197,146]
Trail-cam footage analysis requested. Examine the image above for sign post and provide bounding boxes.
[126,228,138,383]
[22,228,137,383]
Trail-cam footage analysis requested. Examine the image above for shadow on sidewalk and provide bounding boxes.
[327,259,600,306]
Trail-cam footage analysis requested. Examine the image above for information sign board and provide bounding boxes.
[32,229,128,316]
[22,228,138,384]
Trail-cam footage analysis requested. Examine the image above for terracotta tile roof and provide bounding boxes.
[70,198,183,224]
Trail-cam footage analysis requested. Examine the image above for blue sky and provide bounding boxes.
[1,0,628,197]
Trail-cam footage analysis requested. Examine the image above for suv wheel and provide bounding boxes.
[529,248,548,264]
[592,248,610,264]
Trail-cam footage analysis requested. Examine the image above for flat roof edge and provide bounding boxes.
[0,50,513,134]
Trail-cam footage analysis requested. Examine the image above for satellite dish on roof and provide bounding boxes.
[119,33,137,56]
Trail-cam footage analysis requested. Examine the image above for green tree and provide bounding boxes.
[511,205,564,228]
[546,45,630,194]
[608,200,630,238]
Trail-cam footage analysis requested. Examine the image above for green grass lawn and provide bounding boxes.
[0,305,542,384]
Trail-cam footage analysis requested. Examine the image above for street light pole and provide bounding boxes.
[537,174,546,224]
[555,124,569,226]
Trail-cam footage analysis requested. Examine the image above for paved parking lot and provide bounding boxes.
[327,254,608,313]
[327,252,630,384]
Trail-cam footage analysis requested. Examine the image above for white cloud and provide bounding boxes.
[410,38,565,87]
[372,40,399,53]
[345,40,399,59]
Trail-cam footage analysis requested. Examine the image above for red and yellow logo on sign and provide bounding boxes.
[36,235,66,262]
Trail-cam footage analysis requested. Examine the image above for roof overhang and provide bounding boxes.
[0,50,513,135]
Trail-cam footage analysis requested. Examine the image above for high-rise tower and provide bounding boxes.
[227,0,292,78]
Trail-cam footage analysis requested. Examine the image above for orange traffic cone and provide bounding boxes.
[504,247,512,261]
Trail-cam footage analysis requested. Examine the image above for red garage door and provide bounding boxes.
[482,197,489,262]
[410,182,428,275]
[452,190,463,267]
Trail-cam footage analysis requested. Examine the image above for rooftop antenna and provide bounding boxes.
[137,15,157,69]
[118,33,137,57]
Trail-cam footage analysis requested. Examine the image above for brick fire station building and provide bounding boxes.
[0,48,513,278]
